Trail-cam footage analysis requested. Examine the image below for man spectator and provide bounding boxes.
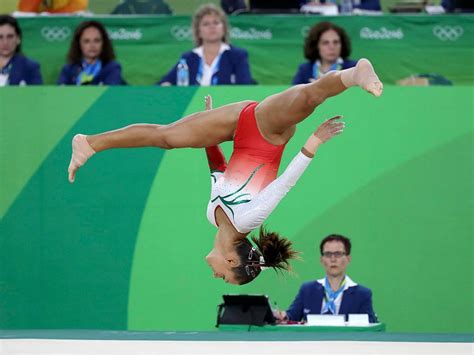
[275,234,378,323]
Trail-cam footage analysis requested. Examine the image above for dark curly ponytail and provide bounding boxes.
[252,226,299,271]
[232,226,299,285]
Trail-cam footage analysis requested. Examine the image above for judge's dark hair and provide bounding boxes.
[304,21,352,62]
[67,20,116,65]
[232,226,298,285]
[0,15,22,53]
[319,234,352,255]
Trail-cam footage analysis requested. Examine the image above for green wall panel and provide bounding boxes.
[128,86,473,332]
[0,87,197,328]
[0,86,472,333]
[0,87,106,219]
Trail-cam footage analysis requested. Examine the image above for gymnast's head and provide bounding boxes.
[205,226,298,285]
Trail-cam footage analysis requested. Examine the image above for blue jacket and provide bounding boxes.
[4,54,43,85]
[57,60,124,85]
[286,280,378,323]
[353,0,381,11]
[158,46,255,85]
[292,59,357,85]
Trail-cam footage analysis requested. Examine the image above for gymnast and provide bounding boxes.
[68,58,383,285]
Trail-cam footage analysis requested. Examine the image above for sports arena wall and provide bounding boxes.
[15,15,474,85]
[0,86,472,333]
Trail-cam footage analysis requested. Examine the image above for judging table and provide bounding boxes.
[219,323,386,332]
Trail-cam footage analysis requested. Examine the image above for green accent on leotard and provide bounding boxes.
[211,164,264,219]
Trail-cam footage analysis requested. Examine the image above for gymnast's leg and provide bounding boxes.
[255,58,383,145]
[68,100,251,182]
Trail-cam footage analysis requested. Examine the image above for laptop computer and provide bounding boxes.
[217,294,276,326]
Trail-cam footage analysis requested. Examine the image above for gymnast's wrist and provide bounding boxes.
[301,146,315,158]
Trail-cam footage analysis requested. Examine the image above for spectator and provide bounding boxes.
[354,0,382,11]
[292,21,356,85]
[58,21,124,86]
[111,0,172,15]
[0,15,42,86]
[275,234,378,323]
[221,0,247,14]
[17,0,88,13]
[442,0,474,12]
[159,3,255,86]
[441,0,454,11]
[299,0,381,12]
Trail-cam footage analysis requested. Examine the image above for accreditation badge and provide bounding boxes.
[0,73,9,87]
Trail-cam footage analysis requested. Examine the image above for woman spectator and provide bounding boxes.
[159,3,255,86]
[0,15,42,86]
[292,21,356,85]
[58,20,124,85]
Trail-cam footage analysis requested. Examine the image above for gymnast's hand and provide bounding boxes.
[302,116,344,157]
[205,95,212,110]
[314,116,344,143]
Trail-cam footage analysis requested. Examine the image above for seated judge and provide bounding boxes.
[0,15,42,86]
[158,3,255,86]
[275,234,378,323]
[58,21,124,86]
[292,21,356,85]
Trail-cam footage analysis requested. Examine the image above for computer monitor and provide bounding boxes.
[217,295,276,326]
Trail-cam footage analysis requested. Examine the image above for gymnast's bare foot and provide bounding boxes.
[68,134,95,183]
[353,58,383,97]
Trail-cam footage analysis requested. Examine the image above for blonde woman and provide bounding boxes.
[159,3,255,86]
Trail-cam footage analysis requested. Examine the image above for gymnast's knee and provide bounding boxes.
[302,85,326,107]
[153,125,174,150]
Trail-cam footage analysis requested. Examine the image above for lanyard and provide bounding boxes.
[312,59,343,80]
[0,62,13,75]
[76,59,102,85]
[0,62,12,86]
[321,276,347,315]
[196,53,223,86]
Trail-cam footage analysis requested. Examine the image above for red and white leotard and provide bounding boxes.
[206,102,312,234]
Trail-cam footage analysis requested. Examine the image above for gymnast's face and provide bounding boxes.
[198,13,224,44]
[317,29,342,64]
[80,26,103,63]
[0,24,20,59]
[206,248,240,284]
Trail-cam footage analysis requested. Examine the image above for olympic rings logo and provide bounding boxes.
[41,26,71,42]
[170,26,192,41]
[432,26,463,41]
